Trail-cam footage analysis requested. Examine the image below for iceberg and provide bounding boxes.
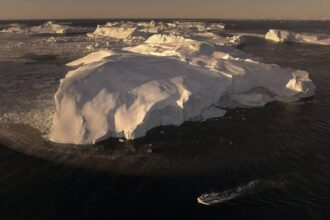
[86,21,156,40]
[49,51,231,144]
[265,29,330,45]
[191,32,245,46]
[0,23,28,34]
[175,21,207,32]
[1,21,89,35]
[87,23,138,39]
[49,43,315,144]
[48,25,316,145]
[206,23,226,31]
[124,34,216,58]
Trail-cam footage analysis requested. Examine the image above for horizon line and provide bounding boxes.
[0,17,329,21]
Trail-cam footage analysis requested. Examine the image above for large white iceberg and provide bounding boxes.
[207,23,226,31]
[49,32,315,144]
[265,29,330,45]
[49,51,233,144]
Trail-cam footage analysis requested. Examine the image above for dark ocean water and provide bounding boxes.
[0,20,330,220]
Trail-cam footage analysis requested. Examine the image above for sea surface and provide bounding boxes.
[0,19,330,220]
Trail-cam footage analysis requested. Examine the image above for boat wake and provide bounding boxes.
[197,179,287,205]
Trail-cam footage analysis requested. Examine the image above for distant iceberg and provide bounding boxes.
[86,21,226,40]
[49,32,315,144]
[265,29,330,45]
[1,21,90,35]
[191,32,245,46]
[0,23,28,34]
[87,23,139,39]
[30,21,90,34]
[206,23,226,31]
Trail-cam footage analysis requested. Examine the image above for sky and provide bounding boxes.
[0,0,329,20]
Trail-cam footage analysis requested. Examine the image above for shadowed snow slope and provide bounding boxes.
[49,42,316,144]
[265,29,330,45]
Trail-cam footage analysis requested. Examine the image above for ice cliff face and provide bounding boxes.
[49,33,316,144]
[265,29,330,45]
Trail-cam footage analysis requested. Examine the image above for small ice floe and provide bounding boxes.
[197,179,286,205]
[118,139,125,143]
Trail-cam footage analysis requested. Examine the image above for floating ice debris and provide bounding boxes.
[118,139,125,143]
[265,29,330,45]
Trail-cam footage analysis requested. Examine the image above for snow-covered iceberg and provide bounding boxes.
[87,23,138,39]
[124,34,216,58]
[49,32,315,144]
[265,29,330,45]
[87,21,155,40]
[49,51,232,144]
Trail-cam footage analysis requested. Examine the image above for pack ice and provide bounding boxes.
[265,29,330,45]
[49,34,316,144]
